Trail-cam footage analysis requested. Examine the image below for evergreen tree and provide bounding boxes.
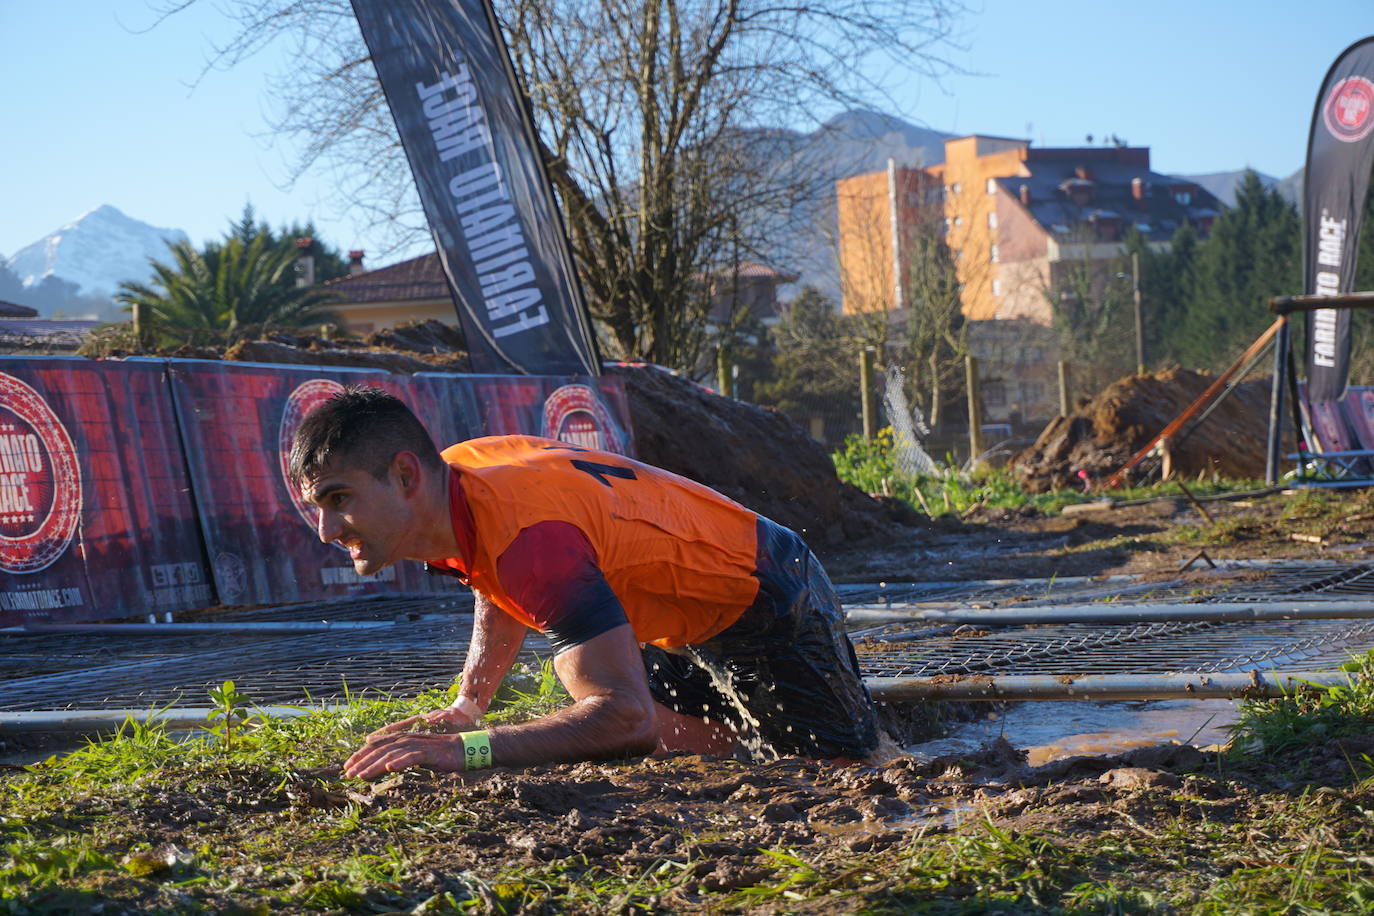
[755,287,862,442]
[1172,171,1300,370]
[116,231,340,339]
[1124,222,1198,370]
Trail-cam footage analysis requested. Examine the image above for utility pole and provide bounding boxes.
[965,355,983,463]
[1132,250,1144,375]
[859,347,876,439]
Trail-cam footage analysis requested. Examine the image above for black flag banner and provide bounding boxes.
[350,0,599,376]
[1303,37,1374,402]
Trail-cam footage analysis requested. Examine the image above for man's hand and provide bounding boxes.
[365,705,476,742]
[344,731,466,779]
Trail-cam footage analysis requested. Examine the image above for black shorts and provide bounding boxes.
[641,518,879,759]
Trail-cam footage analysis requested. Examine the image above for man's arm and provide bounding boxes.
[344,622,657,777]
[455,591,527,712]
[366,591,526,739]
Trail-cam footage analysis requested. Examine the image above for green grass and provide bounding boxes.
[6,659,1374,913]
[832,427,1264,518]
[1225,652,1374,759]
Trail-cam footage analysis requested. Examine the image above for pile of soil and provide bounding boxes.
[605,364,918,549]
[1012,368,1290,492]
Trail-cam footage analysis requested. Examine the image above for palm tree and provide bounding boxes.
[116,230,340,340]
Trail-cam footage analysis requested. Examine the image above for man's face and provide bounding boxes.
[302,459,414,576]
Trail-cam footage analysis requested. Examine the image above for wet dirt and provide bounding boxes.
[906,699,1241,767]
[52,730,1374,913]
[824,486,1374,583]
[1011,367,1292,492]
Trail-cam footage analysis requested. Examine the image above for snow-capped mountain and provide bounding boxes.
[5,205,187,297]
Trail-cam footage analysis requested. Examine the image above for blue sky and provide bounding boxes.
[1,0,1369,261]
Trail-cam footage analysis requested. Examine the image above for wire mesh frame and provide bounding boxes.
[5,562,1374,712]
[856,618,1374,678]
[833,562,1374,610]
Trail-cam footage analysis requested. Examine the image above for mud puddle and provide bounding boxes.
[906,699,1241,766]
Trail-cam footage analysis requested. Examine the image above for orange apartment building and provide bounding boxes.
[836,135,1221,424]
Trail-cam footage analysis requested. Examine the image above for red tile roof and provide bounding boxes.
[323,253,451,304]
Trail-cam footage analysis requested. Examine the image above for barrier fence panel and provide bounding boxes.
[0,360,637,622]
[449,374,634,454]
[0,358,211,627]
[167,361,477,606]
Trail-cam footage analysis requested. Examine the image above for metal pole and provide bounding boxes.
[1057,360,1071,416]
[2,620,404,636]
[865,670,1350,702]
[844,598,1374,627]
[0,705,336,734]
[965,355,983,461]
[132,301,151,350]
[1132,250,1144,375]
[1266,317,1290,486]
[860,346,876,439]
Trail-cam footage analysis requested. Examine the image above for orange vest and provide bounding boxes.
[440,436,760,647]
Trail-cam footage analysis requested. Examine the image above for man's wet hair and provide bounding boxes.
[288,386,445,487]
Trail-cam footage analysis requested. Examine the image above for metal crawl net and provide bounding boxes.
[3,561,1374,713]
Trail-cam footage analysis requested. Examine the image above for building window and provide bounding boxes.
[987,211,998,229]
[992,278,1002,296]
[990,244,999,263]
[984,380,1007,407]
[1174,190,1192,205]
[1020,381,1046,403]
[986,177,997,195]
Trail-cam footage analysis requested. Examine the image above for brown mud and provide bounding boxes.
[1011,367,1293,492]
[826,484,1374,581]
[41,732,1374,912]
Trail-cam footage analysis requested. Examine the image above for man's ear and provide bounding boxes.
[391,451,424,494]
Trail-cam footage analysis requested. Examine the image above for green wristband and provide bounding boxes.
[460,730,493,771]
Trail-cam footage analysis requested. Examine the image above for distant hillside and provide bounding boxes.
[751,110,955,303]
[1173,168,1303,207]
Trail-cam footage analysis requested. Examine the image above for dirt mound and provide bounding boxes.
[365,319,468,355]
[607,364,918,549]
[225,338,468,374]
[1012,368,1289,492]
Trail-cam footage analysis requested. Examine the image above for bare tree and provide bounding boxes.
[158,0,965,368]
[833,172,965,426]
[1042,225,1134,395]
[897,200,964,426]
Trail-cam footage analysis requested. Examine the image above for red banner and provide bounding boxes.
[0,359,634,621]
[0,358,210,626]
[168,362,476,606]
[168,364,632,607]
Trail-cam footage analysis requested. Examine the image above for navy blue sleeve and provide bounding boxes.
[495,520,630,654]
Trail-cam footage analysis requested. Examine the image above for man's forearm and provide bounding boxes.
[485,692,658,767]
[457,592,527,712]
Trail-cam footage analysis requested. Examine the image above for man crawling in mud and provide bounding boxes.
[286,386,881,779]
